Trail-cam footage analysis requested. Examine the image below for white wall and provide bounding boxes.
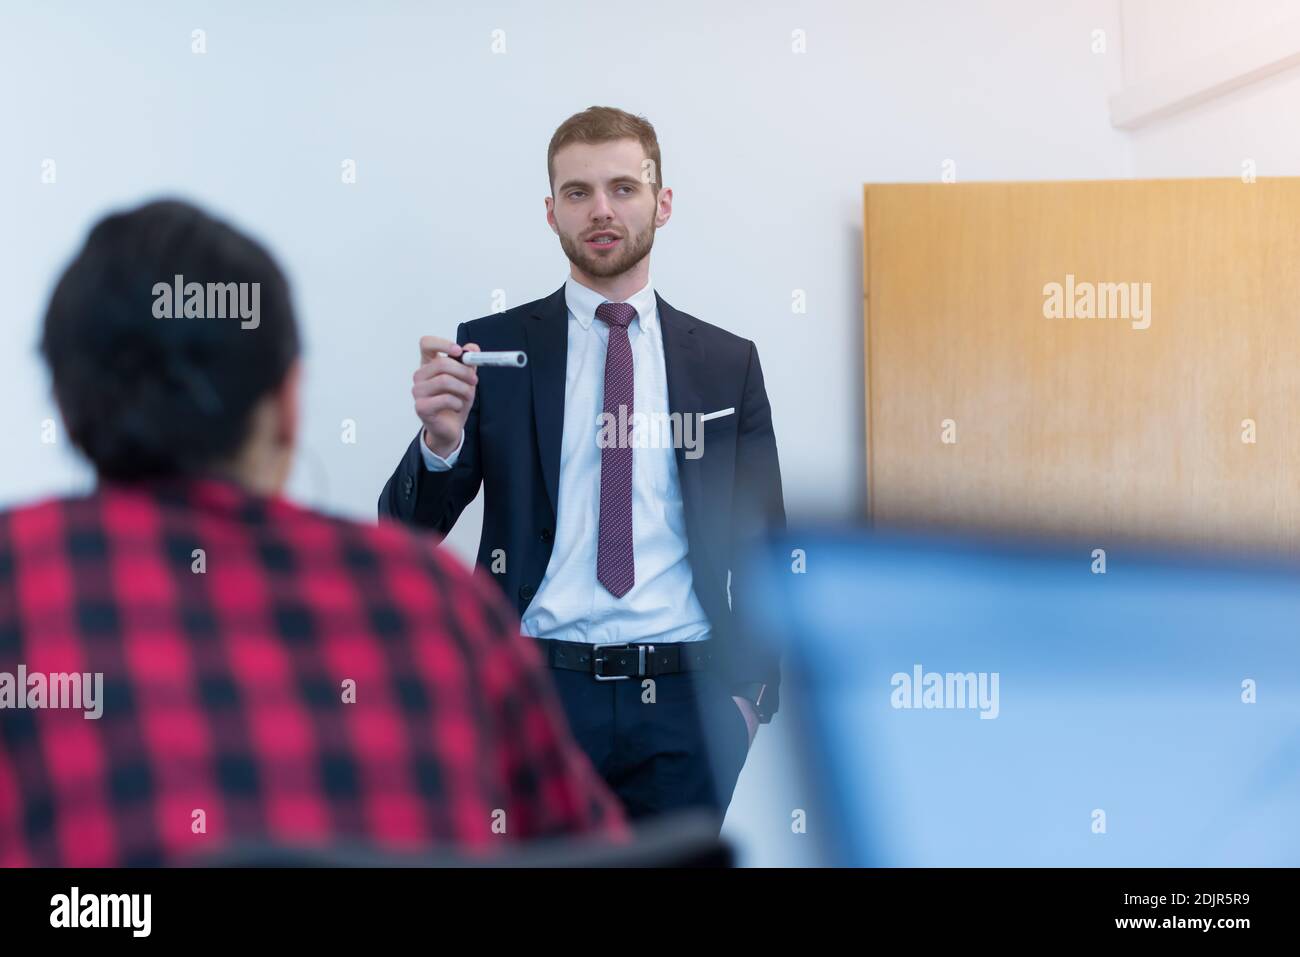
[0,0,1134,865]
[1119,0,1300,177]
[1120,0,1300,80]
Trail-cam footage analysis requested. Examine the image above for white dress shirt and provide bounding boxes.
[422,275,711,645]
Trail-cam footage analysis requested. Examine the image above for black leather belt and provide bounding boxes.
[535,638,716,680]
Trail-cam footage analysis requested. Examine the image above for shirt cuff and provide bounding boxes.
[419,429,464,471]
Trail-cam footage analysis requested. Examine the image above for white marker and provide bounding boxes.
[459,351,527,368]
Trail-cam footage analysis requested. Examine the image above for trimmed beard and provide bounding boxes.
[558,218,656,279]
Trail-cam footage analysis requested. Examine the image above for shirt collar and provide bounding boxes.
[95,472,295,524]
[565,274,658,335]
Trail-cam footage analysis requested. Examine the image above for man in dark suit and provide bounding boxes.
[380,106,785,824]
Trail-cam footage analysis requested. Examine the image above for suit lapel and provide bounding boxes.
[527,286,708,532]
[657,292,707,545]
[525,285,569,519]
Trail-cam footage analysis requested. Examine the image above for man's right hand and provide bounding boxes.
[413,335,480,458]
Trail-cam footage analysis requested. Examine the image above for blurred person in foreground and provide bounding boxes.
[0,199,627,867]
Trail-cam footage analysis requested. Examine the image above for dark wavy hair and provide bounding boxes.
[40,199,300,480]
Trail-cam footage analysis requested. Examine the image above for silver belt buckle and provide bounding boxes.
[592,642,647,681]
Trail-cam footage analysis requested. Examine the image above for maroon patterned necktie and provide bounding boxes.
[594,301,637,598]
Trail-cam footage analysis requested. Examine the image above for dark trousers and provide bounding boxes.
[547,663,752,827]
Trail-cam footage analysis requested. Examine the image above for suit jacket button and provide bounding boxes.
[539,528,553,543]
[519,584,536,601]
[402,476,414,497]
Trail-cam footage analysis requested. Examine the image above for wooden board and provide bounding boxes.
[864,178,1300,552]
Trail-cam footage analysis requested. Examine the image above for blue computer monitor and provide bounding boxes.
[743,530,1300,866]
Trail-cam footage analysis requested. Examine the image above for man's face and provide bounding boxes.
[546,137,670,279]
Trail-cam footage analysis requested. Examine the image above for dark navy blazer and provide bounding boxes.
[379,285,786,718]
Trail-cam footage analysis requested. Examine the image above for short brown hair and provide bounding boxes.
[547,106,662,196]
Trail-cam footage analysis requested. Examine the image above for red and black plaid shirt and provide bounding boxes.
[0,475,627,866]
